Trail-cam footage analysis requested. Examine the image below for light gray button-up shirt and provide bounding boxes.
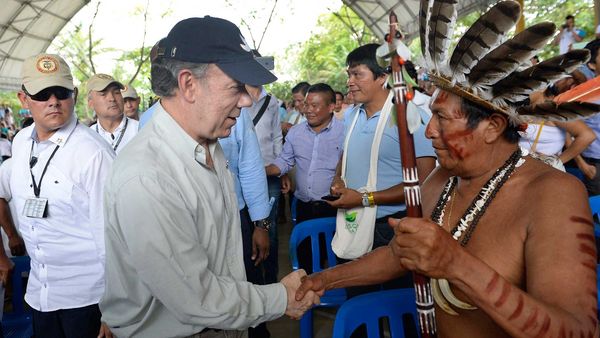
[100,103,287,338]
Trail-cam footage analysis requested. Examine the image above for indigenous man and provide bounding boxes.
[297,1,598,336]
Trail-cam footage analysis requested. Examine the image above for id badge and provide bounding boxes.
[23,197,48,218]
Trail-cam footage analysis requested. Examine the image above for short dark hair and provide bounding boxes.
[461,98,520,143]
[566,15,574,20]
[306,83,335,105]
[346,43,387,79]
[22,117,34,128]
[585,39,600,64]
[334,91,344,100]
[292,82,311,96]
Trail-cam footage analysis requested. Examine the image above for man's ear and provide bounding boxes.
[17,91,29,109]
[484,113,509,143]
[375,73,387,87]
[177,69,199,102]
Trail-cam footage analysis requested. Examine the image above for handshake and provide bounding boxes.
[280,269,323,320]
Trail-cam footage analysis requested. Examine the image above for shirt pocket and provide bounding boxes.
[43,167,74,219]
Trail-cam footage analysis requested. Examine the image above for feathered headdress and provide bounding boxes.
[421,0,599,124]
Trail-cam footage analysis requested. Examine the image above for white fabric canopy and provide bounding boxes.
[0,0,89,91]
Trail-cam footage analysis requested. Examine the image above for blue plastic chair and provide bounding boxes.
[332,288,420,338]
[289,217,346,338]
[589,196,600,238]
[3,256,32,338]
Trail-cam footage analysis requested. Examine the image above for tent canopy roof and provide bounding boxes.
[0,0,493,91]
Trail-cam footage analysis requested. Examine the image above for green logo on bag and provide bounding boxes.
[345,211,358,233]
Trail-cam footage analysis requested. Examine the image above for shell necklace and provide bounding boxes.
[430,148,526,315]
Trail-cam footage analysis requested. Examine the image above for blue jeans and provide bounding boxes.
[263,176,280,284]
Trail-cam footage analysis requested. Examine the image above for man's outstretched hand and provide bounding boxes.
[281,269,321,320]
[295,272,326,302]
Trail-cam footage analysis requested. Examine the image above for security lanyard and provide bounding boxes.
[96,117,128,151]
[29,140,60,198]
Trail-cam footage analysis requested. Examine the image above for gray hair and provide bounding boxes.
[151,58,210,97]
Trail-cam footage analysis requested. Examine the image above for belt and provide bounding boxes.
[584,156,600,164]
[298,200,329,207]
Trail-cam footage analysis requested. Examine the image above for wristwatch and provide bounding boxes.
[253,218,272,231]
[361,192,375,207]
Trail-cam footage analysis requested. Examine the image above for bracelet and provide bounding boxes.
[367,192,375,207]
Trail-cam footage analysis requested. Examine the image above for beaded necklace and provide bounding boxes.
[431,148,525,246]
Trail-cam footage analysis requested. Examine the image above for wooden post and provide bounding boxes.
[516,0,525,33]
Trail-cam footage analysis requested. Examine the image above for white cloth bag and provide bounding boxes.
[332,92,393,259]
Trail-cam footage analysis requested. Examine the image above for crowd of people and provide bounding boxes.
[0,2,597,338]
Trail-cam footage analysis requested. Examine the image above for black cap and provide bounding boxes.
[161,17,277,86]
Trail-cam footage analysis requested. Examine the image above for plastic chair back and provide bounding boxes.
[589,196,600,238]
[3,256,33,338]
[289,217,346,338]
[332,288,420,338]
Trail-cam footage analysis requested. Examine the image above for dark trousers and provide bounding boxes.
[240,208,270,338]
[263,177,280,285]
[32,303,101,338]
[295,200,337,274]
[583,157,600,196]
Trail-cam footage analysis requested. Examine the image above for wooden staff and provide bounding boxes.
[386,11,438,337]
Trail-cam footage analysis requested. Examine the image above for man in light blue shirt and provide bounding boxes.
[328,44,436,298]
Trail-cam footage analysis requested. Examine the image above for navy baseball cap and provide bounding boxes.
[160,16,277,86]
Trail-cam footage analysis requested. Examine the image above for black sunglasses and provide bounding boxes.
[22,85,74,101]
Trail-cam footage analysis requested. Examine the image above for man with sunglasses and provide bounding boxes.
[88,74,139,155]
[13,53,114,338]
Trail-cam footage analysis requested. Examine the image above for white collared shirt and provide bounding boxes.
[10,115,115,311]
[90,115,139,154]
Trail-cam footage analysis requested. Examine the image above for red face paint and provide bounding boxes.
[433,90,449,105]
[441,128,474,159]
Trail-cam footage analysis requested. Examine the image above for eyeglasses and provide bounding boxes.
[22,85,73,101]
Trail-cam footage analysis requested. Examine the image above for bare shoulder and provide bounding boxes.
[522,158,589,212]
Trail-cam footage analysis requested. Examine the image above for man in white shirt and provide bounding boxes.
[553,14,583,54]
[14,54,114,337]
[100,17,318,338]
[88,74,139,154]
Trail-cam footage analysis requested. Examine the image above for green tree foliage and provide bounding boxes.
[291,5,378,95]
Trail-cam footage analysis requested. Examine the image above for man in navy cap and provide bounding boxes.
[100,17,319,338]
